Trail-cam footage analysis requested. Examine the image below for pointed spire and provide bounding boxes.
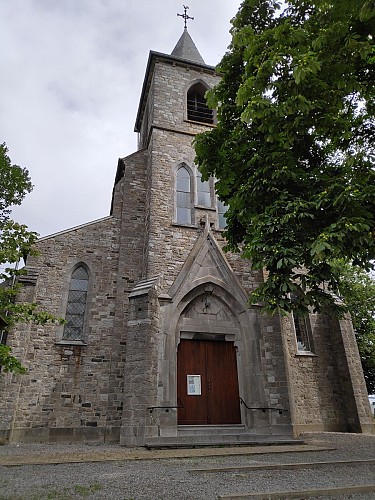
[171,29,205,65]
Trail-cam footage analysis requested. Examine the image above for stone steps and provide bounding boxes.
[144,427,302,449]
[178,424,247,436]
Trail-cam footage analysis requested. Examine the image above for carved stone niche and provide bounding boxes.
[178,289,240,341]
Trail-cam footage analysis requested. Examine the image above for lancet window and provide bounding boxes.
[63,265,89,342]
[176,166,193,225]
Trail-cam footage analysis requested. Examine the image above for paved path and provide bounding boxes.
[0,443,334,466]
[0,433,374,499]
[218,484,375,499]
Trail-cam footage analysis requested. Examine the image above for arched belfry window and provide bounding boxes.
[176,166,193,225]
[187,83,213,124]
[63,265,89,342]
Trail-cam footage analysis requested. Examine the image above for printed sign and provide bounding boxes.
[187,375,201,396]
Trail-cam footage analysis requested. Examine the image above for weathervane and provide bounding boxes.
[177,5,194,29]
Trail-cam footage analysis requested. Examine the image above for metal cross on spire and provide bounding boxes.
[177,5,194,29]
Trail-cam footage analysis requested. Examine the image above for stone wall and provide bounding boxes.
[106,147,149,440]
[0,216,122,442]
[143,60,262,294]
[0,145,150,443]
[258,314,292,432]
[282,313,374,435]
[120,283,160,446]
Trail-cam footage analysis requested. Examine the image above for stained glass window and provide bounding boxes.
[62,266,88,341]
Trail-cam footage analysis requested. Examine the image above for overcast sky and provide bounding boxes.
[1,0,242,239]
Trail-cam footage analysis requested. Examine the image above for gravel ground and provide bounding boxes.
[0,432,374,499]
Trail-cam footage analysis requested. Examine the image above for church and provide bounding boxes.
[0,25,373,446]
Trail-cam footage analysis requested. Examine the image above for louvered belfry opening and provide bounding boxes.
[187,83,213,124]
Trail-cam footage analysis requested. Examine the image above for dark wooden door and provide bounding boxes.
[177,339,241,425]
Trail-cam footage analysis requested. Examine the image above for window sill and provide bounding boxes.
[184,119,216,128]
[195,205,216,211]
[55,340,87,347]
[171,222,198,229]
[294,351,317,357]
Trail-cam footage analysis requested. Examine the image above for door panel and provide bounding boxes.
[177,339,241,425]
[177,340,208,424]
[206,340,241,424]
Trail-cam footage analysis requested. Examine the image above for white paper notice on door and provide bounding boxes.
[187,375,201,396]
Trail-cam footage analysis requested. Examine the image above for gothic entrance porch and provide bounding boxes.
[177,339,241,425]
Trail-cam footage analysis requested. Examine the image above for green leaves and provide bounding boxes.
[0,345,26,374]
[0,143,33,224]
[292,51,322,85]
[195,0,375,316]
[333,260,375,392]
[0,143,63,375]
[359,0,375,21]
[0,220,38,270]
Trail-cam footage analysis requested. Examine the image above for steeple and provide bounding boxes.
[171,29,205,65]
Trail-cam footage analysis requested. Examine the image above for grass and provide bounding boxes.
[0,483,103,500]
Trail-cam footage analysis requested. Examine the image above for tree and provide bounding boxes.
[195,0,375,316]
[0,143,61,374]
[334,261,375,393]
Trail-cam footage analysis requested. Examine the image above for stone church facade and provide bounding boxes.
[0,30,373,445]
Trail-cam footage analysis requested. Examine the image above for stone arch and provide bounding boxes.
[169,281,248,425]
[159,279,261,423]
[185,79,214,124]
[174,161,195,188]
[174,281,243,345]
[184,78,211,99]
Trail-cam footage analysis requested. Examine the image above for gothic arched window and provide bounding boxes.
[63,265,89,342]
[176,166,193,225]
[187,83,213,124]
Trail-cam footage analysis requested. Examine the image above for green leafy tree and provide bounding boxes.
[334,261,375,393]
[0,143,61,374]
[195,0,375,316]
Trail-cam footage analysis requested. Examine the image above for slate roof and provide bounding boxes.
[171,28,205,64]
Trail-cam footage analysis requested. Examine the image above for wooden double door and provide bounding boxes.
[177,339,241,425]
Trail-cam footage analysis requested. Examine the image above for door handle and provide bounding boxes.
[208,378,212,392]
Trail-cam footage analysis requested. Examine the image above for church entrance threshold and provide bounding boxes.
[177,339,241,425]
